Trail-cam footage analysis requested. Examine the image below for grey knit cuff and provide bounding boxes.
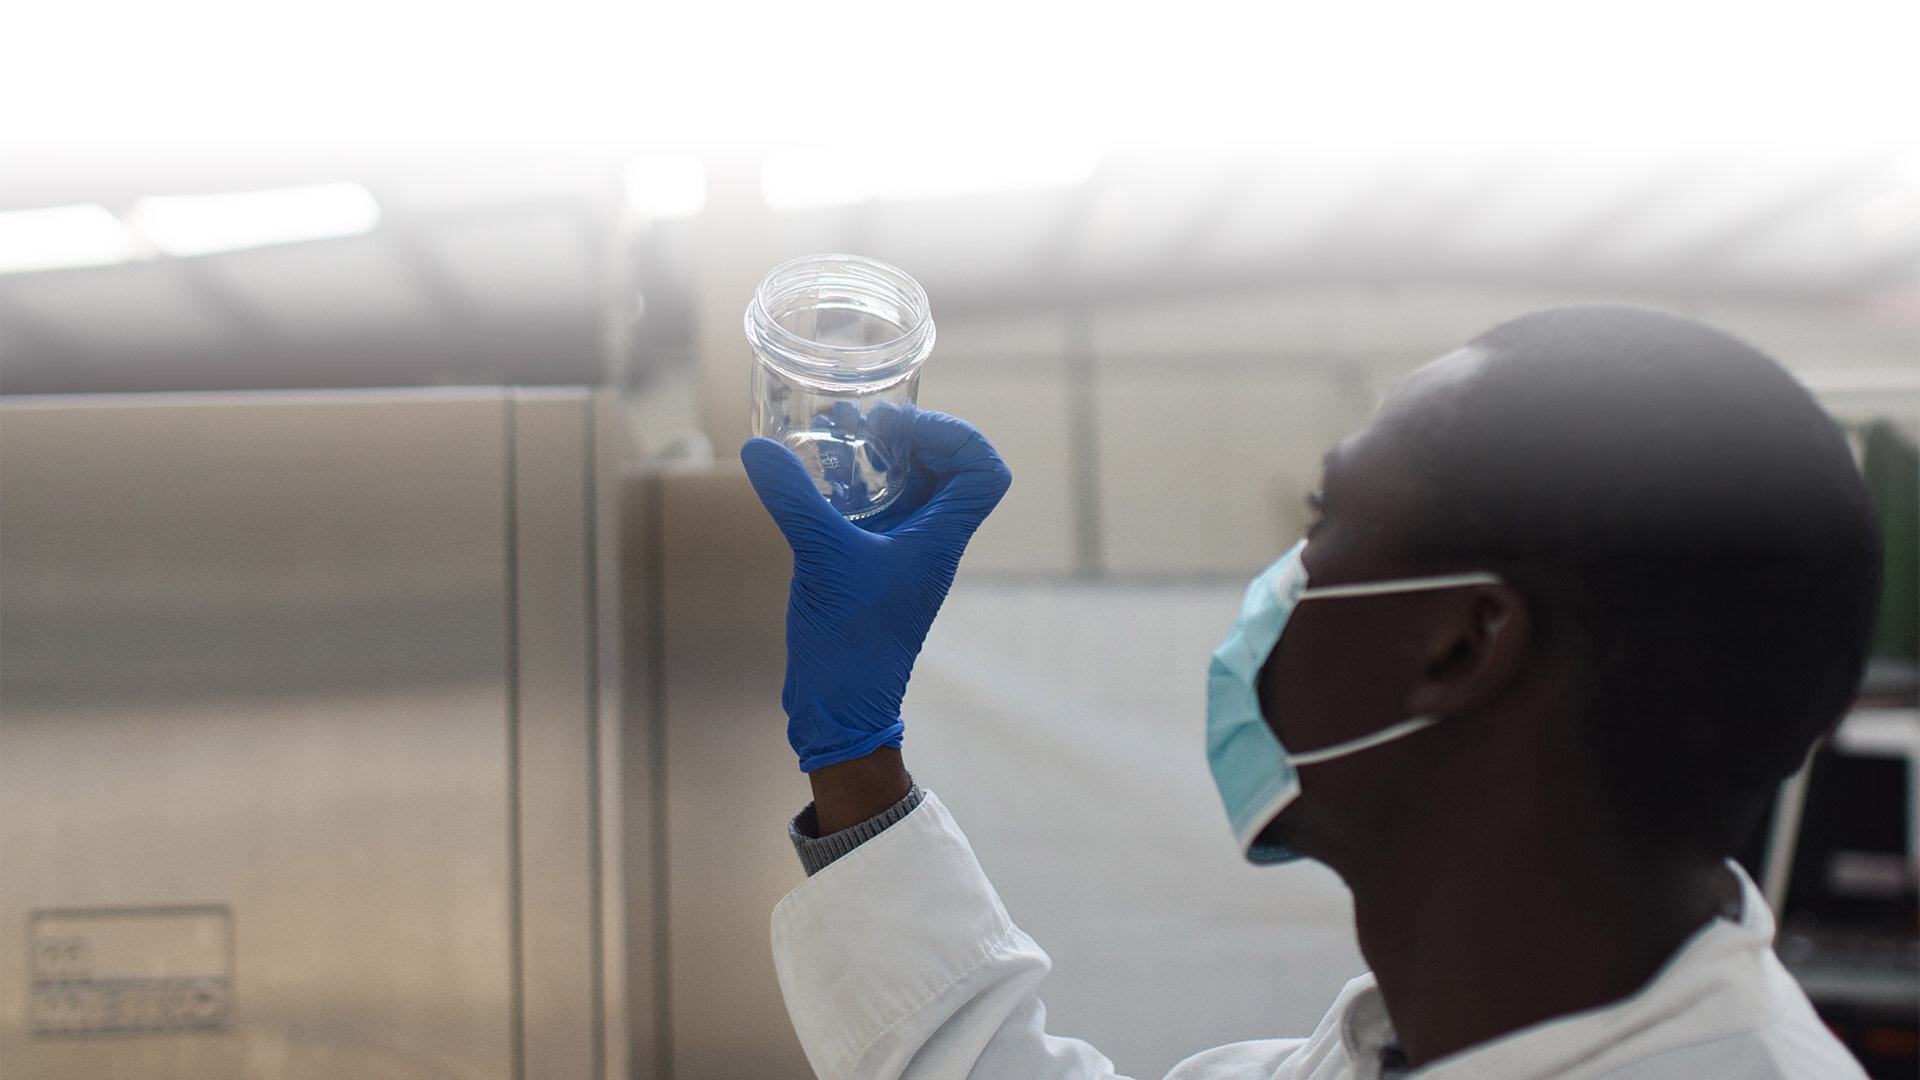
[790,781,925,876]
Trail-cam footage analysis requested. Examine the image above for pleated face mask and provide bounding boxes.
[1206,540,1501,864]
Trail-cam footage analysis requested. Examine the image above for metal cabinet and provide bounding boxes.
[0,389,626,1080]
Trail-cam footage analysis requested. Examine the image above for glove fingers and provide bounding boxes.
[851,464,936,534]
[896,412,1013,540]
[853,410,996,534]
[905,410,1002,476]
[741,437,858,554]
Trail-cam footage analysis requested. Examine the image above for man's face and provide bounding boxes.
[1250,349,1485,854]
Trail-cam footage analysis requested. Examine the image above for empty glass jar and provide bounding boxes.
[746,254,935,520]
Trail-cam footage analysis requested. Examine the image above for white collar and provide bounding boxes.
[1338,860,1781,1079]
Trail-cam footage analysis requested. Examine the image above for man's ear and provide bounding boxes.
[1403,584,1529,720]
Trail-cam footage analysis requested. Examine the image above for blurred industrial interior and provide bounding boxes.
[2,141,1916,1080]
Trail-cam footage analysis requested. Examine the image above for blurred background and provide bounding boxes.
[2,2,1916,1078]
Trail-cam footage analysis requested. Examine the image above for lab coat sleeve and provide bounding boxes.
[771,790,1132,1080]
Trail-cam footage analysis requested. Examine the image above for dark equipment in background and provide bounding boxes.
[1738,422,1920,1080]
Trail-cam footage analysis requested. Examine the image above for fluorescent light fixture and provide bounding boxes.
[0,204,145,275]
[762,150,1099,210]
[625,155,707,219]
[126,182,381,257]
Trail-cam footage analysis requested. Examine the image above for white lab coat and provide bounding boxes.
[771,790,1867,1080]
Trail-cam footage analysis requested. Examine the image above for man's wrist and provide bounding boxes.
[807,747,913,834]
[790,780,924,876]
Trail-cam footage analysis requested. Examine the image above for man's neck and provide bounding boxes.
[1341,810,1740,1068]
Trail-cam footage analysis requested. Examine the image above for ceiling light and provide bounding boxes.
[761,150,1099,210]
[0,204,145,275]
[625,156,707,220]
[126,182,381,257]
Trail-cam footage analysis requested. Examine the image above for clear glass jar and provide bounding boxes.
[745,253,935,520]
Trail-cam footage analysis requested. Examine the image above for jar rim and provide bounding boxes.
[745,253,935,381]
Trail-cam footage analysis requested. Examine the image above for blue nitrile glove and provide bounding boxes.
[741,411,1012,773]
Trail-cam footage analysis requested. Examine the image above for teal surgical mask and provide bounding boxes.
[1206,540,1501,864]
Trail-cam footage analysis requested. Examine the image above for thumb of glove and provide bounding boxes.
[741,437,855,556]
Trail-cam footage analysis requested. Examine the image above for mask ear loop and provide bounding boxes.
[1284,570,1503,768]
[1287,716,1437,767]
[1296,571,1502,602]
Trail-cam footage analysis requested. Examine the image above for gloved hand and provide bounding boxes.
[742,411,1012,773]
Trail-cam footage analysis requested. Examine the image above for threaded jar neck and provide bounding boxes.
[744,254,935,385]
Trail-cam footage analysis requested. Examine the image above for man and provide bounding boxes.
[740,306,1880,1079]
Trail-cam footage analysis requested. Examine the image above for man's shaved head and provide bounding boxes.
[1384,306,1880,857]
